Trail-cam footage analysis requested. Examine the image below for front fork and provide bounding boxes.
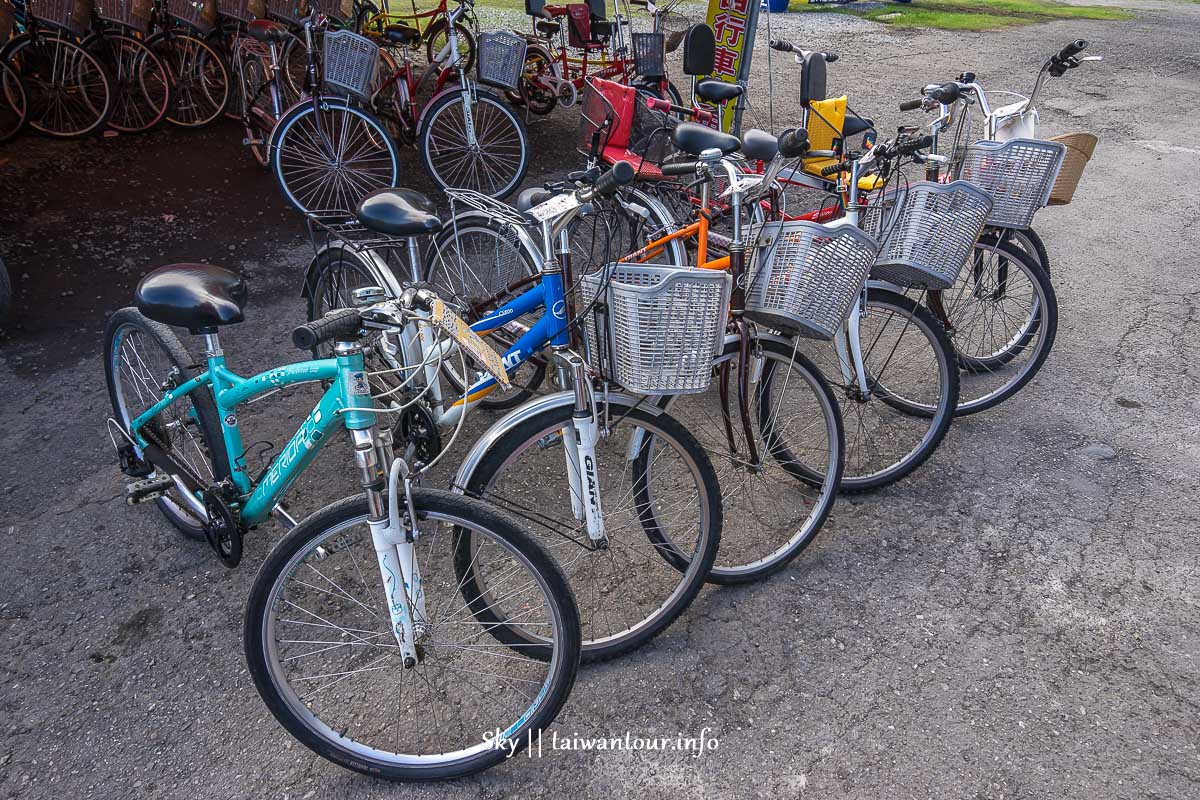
[556,352,608,548]
[835,292,873,398]
[354,426,424,666]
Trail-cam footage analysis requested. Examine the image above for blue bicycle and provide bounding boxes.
[103,268,581,779]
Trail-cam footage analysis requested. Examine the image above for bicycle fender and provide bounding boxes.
[300,244,406,301]
[451,390,657,493]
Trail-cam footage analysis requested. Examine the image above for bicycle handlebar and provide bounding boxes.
[768,39,837,61]
[292,307,364,350]
[1055,39,1088,62]
[588,160,635,199]
[777,127,810,158]
[661,161,698,177]
[645,97,713,124]
[899,98,923,112]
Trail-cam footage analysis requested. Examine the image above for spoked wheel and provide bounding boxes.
[245,491,581,780]
[924,233,1058,415]
[87,32,173,134]
[418,86,529,200]
[506,45,557,115]
[238,53,273,166]
[0,60,29,143]
[151,31,231,128]
[566,186,687,274]
[423,19,475,74]
[6,33,114,138]
[272,97,400,214]
[278,32,307,106]
[660,335,844,584]
[797,288,959,492]
[460,399,721,662]
[103,308,231,540]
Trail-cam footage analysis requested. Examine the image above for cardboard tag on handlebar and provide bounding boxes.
[429,298,512,391]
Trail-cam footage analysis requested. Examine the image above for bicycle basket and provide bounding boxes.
[476,30,526,93]
[627,96,677,166]
[577,77,624,156]
[264,0,302,24]
[955,138,1066,229]
[94,0,154,31]
[1047,131,1097,206]
[579,262,731,395]
[322,29,379,100]
[217,0,261,22]
[632,31,665,79]
[27,0,92,34]
[170,0,218,31]
[745,220,879,340]
[859,180,993,290]
[306,0,353,23]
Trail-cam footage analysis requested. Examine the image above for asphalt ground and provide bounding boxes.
[1,2,1199,797]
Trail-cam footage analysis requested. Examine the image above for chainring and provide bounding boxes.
[202,488,244,568]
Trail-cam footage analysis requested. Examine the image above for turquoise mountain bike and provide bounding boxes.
[103,265,580,780]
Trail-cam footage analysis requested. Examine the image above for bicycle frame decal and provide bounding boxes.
[128,349,375,527]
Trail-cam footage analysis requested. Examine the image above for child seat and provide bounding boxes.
[578,77,673,178]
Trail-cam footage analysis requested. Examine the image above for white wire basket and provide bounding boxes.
[860,180,993,290]
[744,220,879,340]
[579,263,731,396]
[955,138,1066,230]
[476,30,527,93]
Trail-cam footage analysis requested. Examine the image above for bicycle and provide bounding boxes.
[144,0,233,127]
[355,0,476,72]
[104,264,581,779]
[304,173,724,662]
[1,0,115,138]
[82,0,174,134]
[0,0,27,143]
[236,12,400,213]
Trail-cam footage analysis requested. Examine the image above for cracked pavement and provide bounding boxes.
[1,2,1199,797]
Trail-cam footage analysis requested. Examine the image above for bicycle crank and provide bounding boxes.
[202,487,244,568]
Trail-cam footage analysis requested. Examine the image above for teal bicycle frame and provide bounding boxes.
[126,343,376,527]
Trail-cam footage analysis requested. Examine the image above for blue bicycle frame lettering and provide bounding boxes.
[125,345,376,527]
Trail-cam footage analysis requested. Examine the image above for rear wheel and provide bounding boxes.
[87,32,172,134]
[152,31,231,128]
[6,33,114,138]
[103,307,230,540]
[238,51,273,166]
[424,19,475,73]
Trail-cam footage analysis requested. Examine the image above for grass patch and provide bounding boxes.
[794,0,1132,30]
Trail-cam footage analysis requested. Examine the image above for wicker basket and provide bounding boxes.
[1047,132,1097,206]
[171,0,218,31]
[476,30,526,93]
[264,0,302,24]
[0,0,16,40]
[217,0,262,21]
[956,138,1066,230]
[323,29,378,101]
[860,180,993,290]
[745,220,879,340]
[579,262,731,395]
[94,0,154,31]
[307,0,353,24]
[27,0,92,35]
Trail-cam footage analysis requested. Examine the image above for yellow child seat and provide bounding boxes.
[802,95,885,191]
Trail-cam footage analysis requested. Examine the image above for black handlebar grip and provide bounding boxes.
[593,160,635,197]
[777,127,810,158]
[930,82,962,104]
[898,134,934,155]
[899,99,922,112]
[661,161,699,177]
[823,51,838,63]
[769,38,794,53]
[820,161,848,177]
[1056,39,1087,61]
[292,307,363,350]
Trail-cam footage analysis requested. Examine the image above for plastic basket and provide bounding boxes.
[476,30,526,93]
[956,138,1066,230]
[170,0,218,31]
[579,263,731,395]
[322,29,379,101]
[745,220,879,340]
[1047,131,1097,206]
[27,0,92,34]
[264,0,302,24]
[94,0,153,31]
[860,180,993,290]
[632,31,665,78]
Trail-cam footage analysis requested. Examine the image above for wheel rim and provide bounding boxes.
[163,36,228,127]
[102,36,170,132]
[258,510,568,768]
[423,94,525,198]
[19,37,111,137]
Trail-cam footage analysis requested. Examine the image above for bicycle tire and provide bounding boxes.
[418,86,528,200]
[660,335,844,584]
[237,50,272,166]
[7,33,115,138]
[272,96,400,214]
[999,225,1050,275]
[86,31,173,134]
[103,307,231,540]
[0,59,27,143]
[244,491,581,781]
[423,18,475,74]
[460,398,721,662]
[149,31,231,128]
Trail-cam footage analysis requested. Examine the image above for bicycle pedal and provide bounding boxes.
[242,138,263,146]
[117,443,153,478]
[126,475,175,505]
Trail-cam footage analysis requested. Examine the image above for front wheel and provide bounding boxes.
[149,31,230,128]
[418,87,529,200]
[244,491,581,781]
[424,19,475,74]
[6,34,114,138]
[272,97,400,214]
[460,398,722,662]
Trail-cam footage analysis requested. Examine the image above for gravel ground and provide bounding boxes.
[2,2,1199,798]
